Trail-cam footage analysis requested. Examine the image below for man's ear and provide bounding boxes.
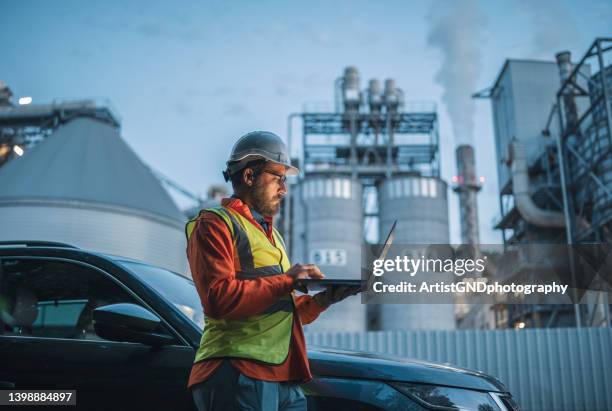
[243,168,254,187]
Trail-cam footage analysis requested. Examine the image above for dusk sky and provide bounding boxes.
[2,0,610,243]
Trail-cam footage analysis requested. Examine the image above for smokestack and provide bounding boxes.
[453,145,481,248]
[556,51,579,129]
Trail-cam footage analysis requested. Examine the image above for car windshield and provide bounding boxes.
[117,260,204,331]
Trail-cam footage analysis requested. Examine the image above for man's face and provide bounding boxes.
[250,163,288,217]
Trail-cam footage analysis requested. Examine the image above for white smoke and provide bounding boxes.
[427,0,487,145]
[521,0,580,59]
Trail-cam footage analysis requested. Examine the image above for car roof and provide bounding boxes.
[0,242,153,267]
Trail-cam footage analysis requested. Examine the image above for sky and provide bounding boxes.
[1,0,611,244]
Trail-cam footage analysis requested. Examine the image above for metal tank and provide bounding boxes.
[342,67,361,111]
[377,176,456,330]
[367,79,383,113]
[291,176,365,332]
[0,117,188,275]
[383,79,404,112]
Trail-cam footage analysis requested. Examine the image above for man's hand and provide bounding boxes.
[313,286,362,308]
[285,264,325,281]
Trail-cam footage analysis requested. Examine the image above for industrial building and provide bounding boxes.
[474,37,612,329]
[0,95,189,275]
[286,67,455,332]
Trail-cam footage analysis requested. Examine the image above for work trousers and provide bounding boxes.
[191,360,307,411]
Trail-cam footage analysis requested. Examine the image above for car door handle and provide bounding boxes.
[0,381,15,388]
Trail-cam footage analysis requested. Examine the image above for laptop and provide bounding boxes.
[297,220,397,292]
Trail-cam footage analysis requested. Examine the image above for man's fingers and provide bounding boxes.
[305,265,325,279]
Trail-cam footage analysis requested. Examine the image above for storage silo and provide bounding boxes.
[0,117,188,274]
[291,176,365,332]
[378,175,456,330]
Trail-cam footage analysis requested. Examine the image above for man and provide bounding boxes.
[186,131,359,411]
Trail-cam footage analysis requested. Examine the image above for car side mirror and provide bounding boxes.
[93,303,176,346]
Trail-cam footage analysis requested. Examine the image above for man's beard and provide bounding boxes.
[251,181,282,217]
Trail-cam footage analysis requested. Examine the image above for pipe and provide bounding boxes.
[285,113,301,254]
[512,138,587,325]
[509,140,566,227]
[555,103,583,328]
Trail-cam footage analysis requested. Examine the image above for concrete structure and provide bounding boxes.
[0,117,188,274]
[486,60,562,195]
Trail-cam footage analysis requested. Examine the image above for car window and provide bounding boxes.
[116,260,204,331]
[0,258,151,341]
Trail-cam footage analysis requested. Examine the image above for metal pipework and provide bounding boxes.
[555,51,579,128]
[510,140,566,227]
[555,50,584,328]
[367,79,383,147]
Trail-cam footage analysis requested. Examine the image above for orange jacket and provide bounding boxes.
[187,197,326,389]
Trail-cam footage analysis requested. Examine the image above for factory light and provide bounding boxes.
[479,176,485,183]
[0,145,10,157]
[18,96,32,105]
[515,321,526,329]
[13,145,24,156]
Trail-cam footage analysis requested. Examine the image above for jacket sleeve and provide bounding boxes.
[293,294,327,325]
[187,212,294,320]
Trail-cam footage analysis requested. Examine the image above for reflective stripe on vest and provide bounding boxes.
[186,206,294,365]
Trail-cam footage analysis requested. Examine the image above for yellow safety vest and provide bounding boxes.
[185,206,294,365]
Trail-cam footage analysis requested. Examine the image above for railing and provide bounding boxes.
[305,327,612,411]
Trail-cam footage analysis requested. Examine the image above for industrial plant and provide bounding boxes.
[0,93,189,274]
[285,67,455,332]
[281,38,612,333]
[1,38,611,334]
[1,25,611,410]
[468,37,612,330]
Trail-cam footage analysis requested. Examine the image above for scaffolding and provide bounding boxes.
[299,104,439,179]
[551,38,612,243]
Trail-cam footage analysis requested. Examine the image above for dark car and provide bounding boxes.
[0,242,519,410]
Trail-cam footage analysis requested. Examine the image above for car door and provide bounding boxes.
[0,256,196,411]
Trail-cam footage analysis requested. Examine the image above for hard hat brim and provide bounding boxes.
[270,161,300,176]
[227,153,300,176]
